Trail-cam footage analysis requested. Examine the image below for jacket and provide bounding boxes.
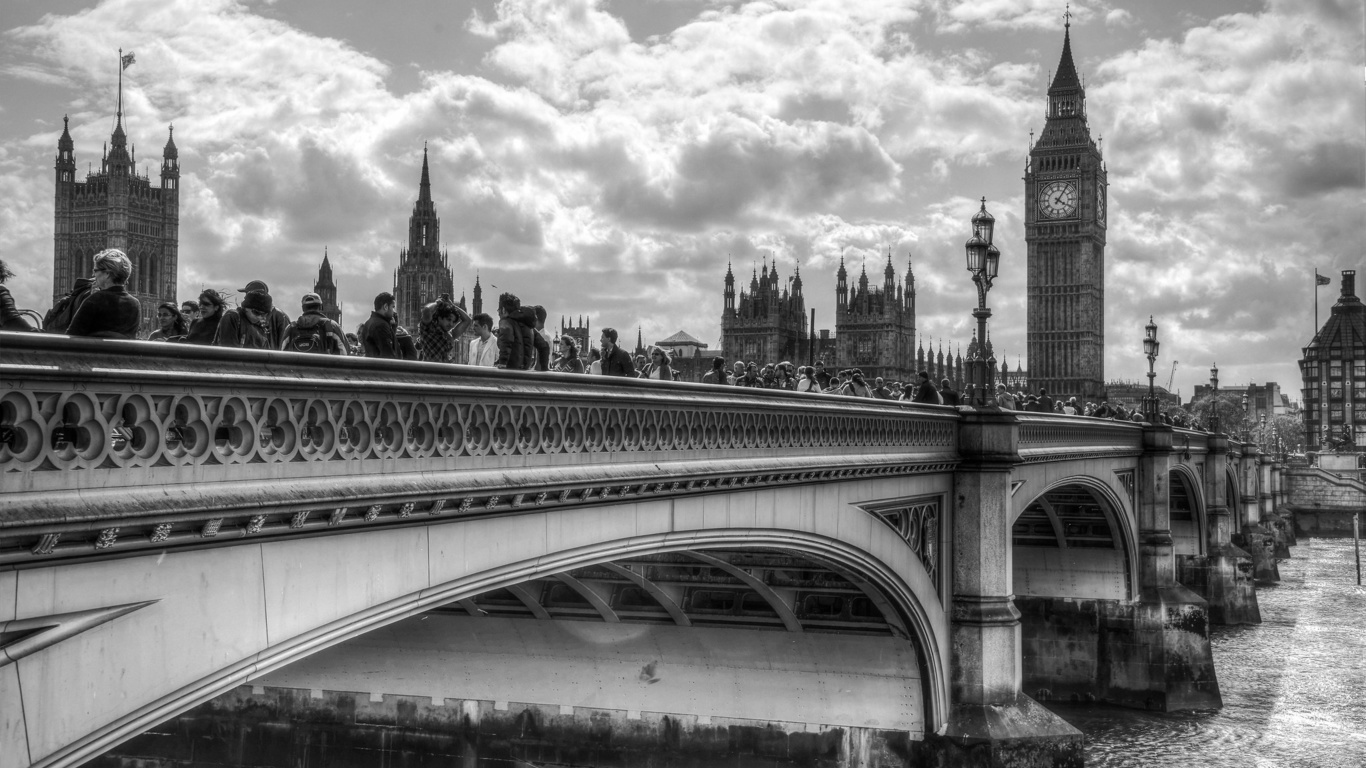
[912,379,940,404]
[65,285,141,339]
[281,311,348,355]
[496,308,537,369]
[359,311,399,358]
[43,278,94,333]
[701,370,729,385]
[940,387,961,406]
[184,313,222,345]
[599,345,636,377]
[214,308,277,350]
[532,329,551,371]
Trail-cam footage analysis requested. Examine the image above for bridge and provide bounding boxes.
[0,333,1293,768]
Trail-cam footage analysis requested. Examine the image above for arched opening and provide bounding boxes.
[1012,481,1134,601]
[1169,467,1206,556]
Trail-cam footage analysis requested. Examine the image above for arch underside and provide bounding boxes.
[1012,481,1134,601]
[1169,466,1206,556]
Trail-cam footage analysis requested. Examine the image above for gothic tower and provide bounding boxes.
[392,145,454,331]
[833,251,916,382]
[313,248,341,324]
[53,55,179,336]
[720,258,807,365]
[1025,19,1107,400]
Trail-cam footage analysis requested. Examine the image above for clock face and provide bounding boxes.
[1096,185,1106,224]
[1038,180,1078,219]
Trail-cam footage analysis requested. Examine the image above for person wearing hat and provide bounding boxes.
[214,289,279,349]
[359,291,400,358]
[281,292,348,355]
[239,280,290,345]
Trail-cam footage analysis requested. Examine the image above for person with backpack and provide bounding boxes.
[43,274,94,333]
[185,290,225,345]
[66,249,141,339]
[214,290,278,350]
[281,292,348,355]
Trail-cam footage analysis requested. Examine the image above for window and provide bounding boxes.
[1330,407,1344,421]
[1330,362,1343,378]
[1355,361,1366,378]
[1330,386,1344,400]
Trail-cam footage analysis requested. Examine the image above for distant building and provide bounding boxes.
[656,330,708,359]
[1105,381,1180,413]
[833,253,916,383]
[1299,270,1365,450]
[392,146,455,333]
[558,315,591,362]
[53,69,180,336]
[313,249,341,324]
[1025,20,1107,401]
[1189,381,1287,426]
[722,261,807,366]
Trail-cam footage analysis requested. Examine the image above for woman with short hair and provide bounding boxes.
[65,249,141,339]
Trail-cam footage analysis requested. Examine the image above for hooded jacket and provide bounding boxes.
[496,306,537,370]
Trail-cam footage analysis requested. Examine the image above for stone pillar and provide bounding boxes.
[1127,424,1222,710]
[916,408,1081,767]
[1177,434,1260,625]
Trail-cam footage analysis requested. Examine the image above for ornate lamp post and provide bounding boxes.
[1260,413,1267,446]
[964,198,1001,406]
[1143,316,1160,420]
[1209,363,1220,433]
[1241,392,1250,441]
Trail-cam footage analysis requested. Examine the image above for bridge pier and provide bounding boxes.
[916,410,1082,767]
[1175,435,1259,625]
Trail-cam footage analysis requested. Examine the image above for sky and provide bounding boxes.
[0,0,1361,398]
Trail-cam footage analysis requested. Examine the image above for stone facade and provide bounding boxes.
[1025,22,1107,402]
[1299,270,1365,450]
[721,261,807,366]
[53,107,180,337]
[833,254,916,382]
[392,147,455,333]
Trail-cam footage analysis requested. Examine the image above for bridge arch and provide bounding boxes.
[1011,475,1138,601]
[16,492,950,768]
[1169,464,1208,556]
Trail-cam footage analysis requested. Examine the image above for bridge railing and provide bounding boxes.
[0,333,960,546]
[1014,412,1144,463]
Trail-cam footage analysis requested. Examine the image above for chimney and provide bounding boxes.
[1343,270,1357,299]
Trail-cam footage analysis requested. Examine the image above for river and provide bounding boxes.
[1047,536,1366,768]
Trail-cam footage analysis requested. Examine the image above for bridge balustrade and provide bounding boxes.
[1015,411,1143,463]
[0,333,959,565]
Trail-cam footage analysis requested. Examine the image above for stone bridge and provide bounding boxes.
[0,333,1291,767]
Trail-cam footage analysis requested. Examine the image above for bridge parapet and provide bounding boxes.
[0,333,959,565]
[1015,412,1143,463]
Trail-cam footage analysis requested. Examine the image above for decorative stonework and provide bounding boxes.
[1115,469,1136,506]
[246,516,266,534]
[864,498,941,594]
[150,523,173,543]
[364,505,382,522]
[289,511,309,529]
[201,518,223,537]
[328,509,346,526]
[428,499,445,515]
[95,528,119,549]
[32,533,61,556]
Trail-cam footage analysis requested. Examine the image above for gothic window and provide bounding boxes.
[857,337,873,360]
[744,340,758,360]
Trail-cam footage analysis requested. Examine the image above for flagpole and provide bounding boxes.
[1315,268,1320,340]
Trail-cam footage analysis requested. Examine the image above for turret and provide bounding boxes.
[56,116,75,184]
[160,124,179,191]
[724,261,736,314]
[836,255,848,308]
[883,248,895,295]
[472,273,483,316]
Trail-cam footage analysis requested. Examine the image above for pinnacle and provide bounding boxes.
[1049,20,1082,93]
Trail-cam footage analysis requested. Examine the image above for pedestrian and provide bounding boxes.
[417,295,471,363]
[43,272,95,334]
[359,292,400,358]
[840,370,873,397]
[940,378,961,406]
[344,333,361,356]
[586,347,603,375]
[495,292,536,370]
[281,292,348,355]
[597,327,635,376]
[899,382,916,401]
[1037,387,1055,413]
[238,280,290,345]
[65,249,141,339]
[774,362,797,391]
[760,364,778,388]
[467,313,498,367]
[795,365,821,393]
[180,300,200,325]
[912,371,940,404]
[184,290,225,345]
[1063,396,1080,415]
[395,325,418,360]
[0,259,27,331]
[729,360,747,385]
[148,301,188,341]
[736,362,764,387]
[531,306,552,372]
[994,383,1017,410]
[872,376,893,400]
[214,290,278,350]
[639,346,675,381]
[552,335,585,373]
[813,361,834,390]
[701,357,729,385]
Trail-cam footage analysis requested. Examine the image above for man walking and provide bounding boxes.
[359,292,399,358]
[467,313,498,366]
[281,292,348,355]
[598,327,635,376]
[240,280,290,344]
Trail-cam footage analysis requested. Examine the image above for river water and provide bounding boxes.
[1047,536,1366,768]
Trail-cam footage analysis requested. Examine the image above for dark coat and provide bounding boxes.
[65,285,141,339]
[281,311,348,355]
[599,345,636,377]
[1037,394,1056,412]
[43,278,94,333]
[532,329,551,371]
[940,387,961,406]
[912,378,940,404]
[496,308,536,370]
[214,308,277,349]
[359,311,398,358]
[184,312,222,345]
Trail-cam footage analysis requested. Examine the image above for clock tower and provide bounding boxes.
[1025,19,1107,402]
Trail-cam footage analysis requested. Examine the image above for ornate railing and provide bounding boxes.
[1015,412,1143,463]
[0,333,961,563]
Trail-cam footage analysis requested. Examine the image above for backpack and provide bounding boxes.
[288,321,327,353]
[43,281,92,333]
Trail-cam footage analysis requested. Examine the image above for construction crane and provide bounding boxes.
[1166,361,1179,391]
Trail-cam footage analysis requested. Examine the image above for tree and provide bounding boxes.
[1187,393,1254,436]
[1272,413,1305,454]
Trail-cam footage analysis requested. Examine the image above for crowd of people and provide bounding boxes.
[0,249,1208,427]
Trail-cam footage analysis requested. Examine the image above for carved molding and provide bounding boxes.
[861,496,942,596]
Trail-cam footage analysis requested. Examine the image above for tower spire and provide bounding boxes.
[418,142,432,203]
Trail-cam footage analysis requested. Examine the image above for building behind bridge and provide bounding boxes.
[1300,269,1364,451]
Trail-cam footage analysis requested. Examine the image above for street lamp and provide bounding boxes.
[1143,316,1160,420]
[1209,363,1220,434]
[964,197,1000,406]
[1241,392,1250,441]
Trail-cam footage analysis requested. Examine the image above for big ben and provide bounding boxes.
[1025,19,1106,402]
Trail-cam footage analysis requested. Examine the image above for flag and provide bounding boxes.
[1316,273,1332,286]
[120,52,135,70]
